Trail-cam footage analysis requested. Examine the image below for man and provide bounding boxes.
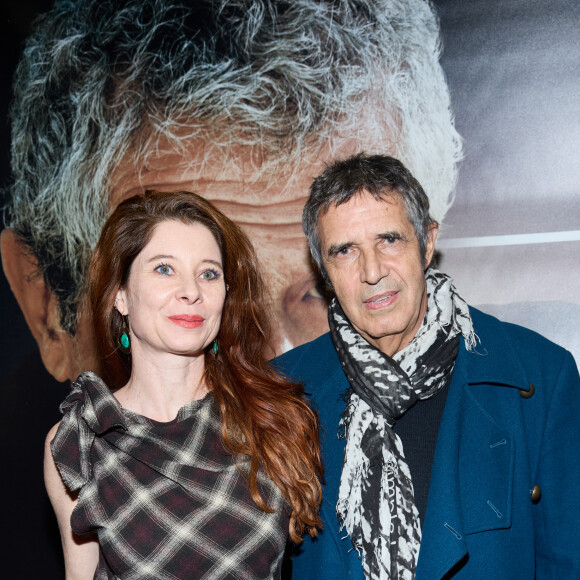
[276,153,580,578]
[0,2,460,576]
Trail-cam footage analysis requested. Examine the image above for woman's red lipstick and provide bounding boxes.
[168,314,204,328]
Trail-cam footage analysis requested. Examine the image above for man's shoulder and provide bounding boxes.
[274,332,344,386]
[470,305,570,356]
[467,305,576,381]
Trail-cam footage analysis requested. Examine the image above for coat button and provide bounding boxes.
[530,485,542,503]
[520,382,535,398]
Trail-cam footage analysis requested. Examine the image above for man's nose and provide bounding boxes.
[360,249,388,285]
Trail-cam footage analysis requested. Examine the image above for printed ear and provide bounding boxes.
[425,222,439,269]
[1,228,77,381]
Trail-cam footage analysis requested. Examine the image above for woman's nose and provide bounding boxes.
[177,277,202,303]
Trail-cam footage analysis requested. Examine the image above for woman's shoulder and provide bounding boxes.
[46,420,61,446]
[61,371,125,423]
[50,371,128,493]
[69,370,112,395]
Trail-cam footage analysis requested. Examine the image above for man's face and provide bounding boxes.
[318,191,437,356]
[109,138,336,356]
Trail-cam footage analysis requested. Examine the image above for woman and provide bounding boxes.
[44,190,322,579]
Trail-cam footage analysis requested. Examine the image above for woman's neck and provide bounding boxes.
[114,348,209,422]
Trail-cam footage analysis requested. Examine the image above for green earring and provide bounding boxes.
[118,316,131,355]
[213,340,218,356]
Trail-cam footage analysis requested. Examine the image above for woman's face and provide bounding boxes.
[115,220,226,361]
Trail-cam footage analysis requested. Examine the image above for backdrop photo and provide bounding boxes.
[1,0,578,576]
[436,0,580,365]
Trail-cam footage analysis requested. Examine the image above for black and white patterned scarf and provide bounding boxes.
[329,268,475,580]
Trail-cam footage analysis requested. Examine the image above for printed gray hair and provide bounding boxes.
[5,0,461,333]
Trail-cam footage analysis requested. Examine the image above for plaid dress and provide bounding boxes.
[51,371,289,579]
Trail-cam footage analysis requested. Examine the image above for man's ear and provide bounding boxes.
[1,228,78,382]
[424,222,439,269]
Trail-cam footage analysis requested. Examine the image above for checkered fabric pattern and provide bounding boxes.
[51,371,289,579]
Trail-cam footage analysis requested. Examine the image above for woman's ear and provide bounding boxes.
[1,229,78,381]
[115,288,128,316]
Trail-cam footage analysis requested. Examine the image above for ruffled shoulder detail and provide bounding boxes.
[50,371,127,492]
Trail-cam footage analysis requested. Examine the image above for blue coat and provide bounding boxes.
[276,308,580,579]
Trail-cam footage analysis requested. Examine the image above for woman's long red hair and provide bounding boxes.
[89,190,322,541]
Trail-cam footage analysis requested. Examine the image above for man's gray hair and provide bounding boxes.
[303,153,434,284]
[5,0,461,333]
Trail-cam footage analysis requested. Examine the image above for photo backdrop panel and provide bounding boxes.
[0,1,579,577]
[436,0,580,363]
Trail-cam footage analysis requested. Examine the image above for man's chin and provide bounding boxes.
[47,310,101,382]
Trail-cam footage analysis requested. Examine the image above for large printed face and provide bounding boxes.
[0,134,362,381]
[318,192,437,356]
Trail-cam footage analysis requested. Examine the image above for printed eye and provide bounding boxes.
[303,279,328,301]
[200,269,221,281]
[155,263,173,275]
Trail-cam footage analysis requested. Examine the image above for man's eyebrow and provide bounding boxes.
[327,242,353,257]
[377,231,404,240]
